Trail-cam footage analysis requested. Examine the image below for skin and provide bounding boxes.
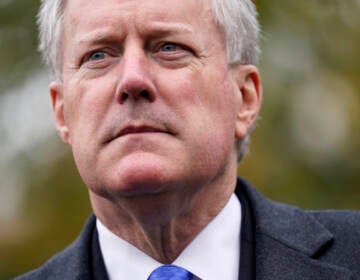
[50,0,262,263]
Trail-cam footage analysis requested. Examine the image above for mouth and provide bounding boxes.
[106,124,171,143]
[119,125,167,137]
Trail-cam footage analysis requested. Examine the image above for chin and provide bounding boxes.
[102,154,180,197]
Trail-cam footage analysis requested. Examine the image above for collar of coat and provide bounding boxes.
[236,177,358,280]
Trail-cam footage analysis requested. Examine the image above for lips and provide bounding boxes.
[105,123,170,143]
[118,125,167,137]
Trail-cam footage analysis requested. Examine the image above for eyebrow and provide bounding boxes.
[75,22,194,47]
[76,32,122,49]
[144,21,194,36]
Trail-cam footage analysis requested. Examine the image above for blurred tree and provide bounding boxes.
[0,0,40,94]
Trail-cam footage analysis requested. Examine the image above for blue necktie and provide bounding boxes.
[147,264,194,280]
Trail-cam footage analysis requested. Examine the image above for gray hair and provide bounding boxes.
[37,0,260,162]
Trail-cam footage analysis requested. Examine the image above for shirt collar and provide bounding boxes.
[97,194,241,280]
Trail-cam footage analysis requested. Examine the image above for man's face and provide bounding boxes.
[52,0,260,199]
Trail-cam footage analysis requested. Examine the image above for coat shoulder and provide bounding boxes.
[310,208,360,220]
[308,210,360,239]
[13,216,96,280]
[307,210,360,272]
[13,243,79,280]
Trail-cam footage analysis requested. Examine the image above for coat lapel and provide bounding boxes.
[237,178,353,280]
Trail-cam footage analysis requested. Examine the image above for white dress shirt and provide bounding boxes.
[97,194,241,280]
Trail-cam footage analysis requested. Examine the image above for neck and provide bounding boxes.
[90,173,237,263]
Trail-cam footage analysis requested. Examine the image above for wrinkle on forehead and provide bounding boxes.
[63,0,213,33]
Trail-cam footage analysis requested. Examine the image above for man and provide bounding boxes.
[17,0,359,279]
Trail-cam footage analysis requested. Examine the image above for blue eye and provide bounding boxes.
[89,51,106,61]
[160,43,179,52]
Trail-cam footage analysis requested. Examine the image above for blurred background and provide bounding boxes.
[0,0,359,278]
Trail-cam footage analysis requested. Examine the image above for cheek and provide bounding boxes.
[63,78,117,188]
[172,69,237,125]
[160,68,237,154]
[63,77,116,135]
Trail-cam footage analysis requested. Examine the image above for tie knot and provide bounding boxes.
[147,264,194,280]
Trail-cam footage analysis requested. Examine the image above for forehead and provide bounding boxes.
[63,0,214,34]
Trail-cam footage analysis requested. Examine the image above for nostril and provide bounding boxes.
[118,89,154,104]
[121,93,129,102]
[140,90,150,100]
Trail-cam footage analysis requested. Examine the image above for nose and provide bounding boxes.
[116,48,156,104]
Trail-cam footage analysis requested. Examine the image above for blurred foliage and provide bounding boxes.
[0,0,40,93]
[0,0,359,279]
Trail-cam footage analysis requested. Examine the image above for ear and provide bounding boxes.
[50,81,71,145]
[231,64,262,140]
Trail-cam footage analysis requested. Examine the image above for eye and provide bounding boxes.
[88,51,106,61]
[160,43,181,52]
[152,41,194,67]
[80,49,116,69]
